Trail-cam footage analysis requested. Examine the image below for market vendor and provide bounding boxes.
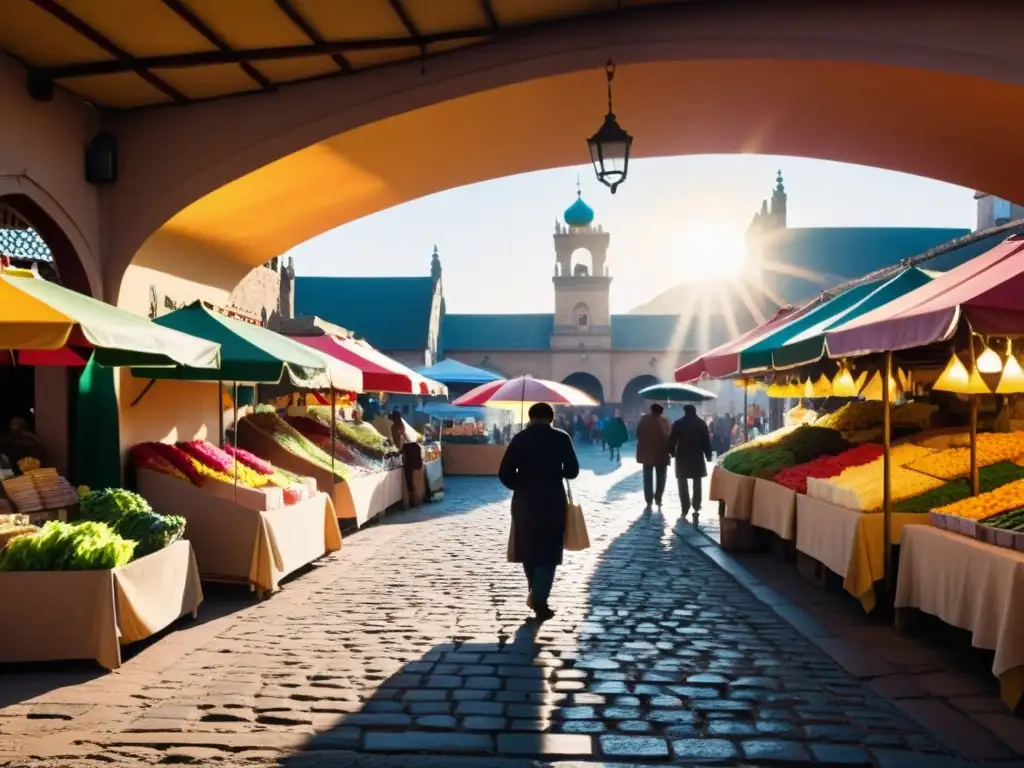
[2,416,48,472]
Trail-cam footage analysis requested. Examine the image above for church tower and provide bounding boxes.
[551,184,612,350]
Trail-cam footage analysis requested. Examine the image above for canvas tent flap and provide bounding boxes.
[827,235,1024,356]
[772,268,934,369]
[133,302,332,386]
[0,273,220,368]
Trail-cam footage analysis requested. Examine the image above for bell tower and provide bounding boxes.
[552,184,612,349]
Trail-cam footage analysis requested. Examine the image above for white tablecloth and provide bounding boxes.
[751,479,797,540]
[709,466,756,521]
[895,525,1024,710]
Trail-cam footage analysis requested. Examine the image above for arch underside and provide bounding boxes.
[562,372,605,405]
[130,53,1024,298]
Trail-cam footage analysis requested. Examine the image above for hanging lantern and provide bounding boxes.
[802,377,815,399]
[812,373,832,397]
[586,60,633,194]
[767,382,788,398]
[733,377,761,392]
[898,367,912,393]
[832,363,859,397]
[976,344,1004,374]
[860,370,898,401]
[933,352,990,394]
[996,341,1024,394]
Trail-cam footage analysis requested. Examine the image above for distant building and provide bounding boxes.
[975,191,1024,230]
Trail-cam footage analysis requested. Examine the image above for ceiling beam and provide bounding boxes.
[480,0,500,30]
[27,0,189,103]
[39,26,494,79]
[161,0,275,91]
[273,0,351,73]
[387,0,426,62]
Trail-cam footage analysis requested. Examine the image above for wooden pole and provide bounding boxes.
[232,382,239,506]
[970,396,979,496]
[882,352,893,596]
[743,385,749,443]
[217,382,224,446]
[331,389,337,479]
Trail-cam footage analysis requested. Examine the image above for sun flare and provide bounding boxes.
[669,220,750,283]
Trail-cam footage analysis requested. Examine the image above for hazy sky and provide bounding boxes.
[287,155,976,315]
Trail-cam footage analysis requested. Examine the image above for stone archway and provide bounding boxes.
[621,374,660,416]
[562,372,605,405]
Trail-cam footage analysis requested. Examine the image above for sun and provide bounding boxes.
[674,221,750,282]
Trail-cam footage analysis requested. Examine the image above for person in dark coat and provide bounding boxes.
[669,404,713,519]
[499,402,580,621]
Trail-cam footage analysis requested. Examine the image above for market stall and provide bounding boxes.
[895,525,1024,711]
[0,488,203,669]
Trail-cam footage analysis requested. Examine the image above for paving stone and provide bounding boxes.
[415,715,458,729]
[463,716,508,731]
[810,743,875,765]
[742,739,814,762]
[363,731,494,754]
[598,735,670,758]
[497,733,593,756]
[672,738,740,760]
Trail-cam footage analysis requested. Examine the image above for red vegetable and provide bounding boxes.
[135,442,206,487]
[772,444,885,494]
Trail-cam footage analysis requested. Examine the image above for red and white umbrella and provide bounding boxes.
[453,375,599,410]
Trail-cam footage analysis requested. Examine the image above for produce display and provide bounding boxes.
[0,521,136,571]
[0,513,37,549]
[422,442,441,463]
[307,406,398,459]
[893,462,1024,513]
[981,507,1024,532]
[131,441,312,505]
[813,400,936,442]
[283,415,387,475]
[79,488,186,558]
[806,444,941,511]
[934,478,1024,520]
[242,412,349,481]
[905,432,1024,481]
[721,426,850,479]
[772,444,885,494]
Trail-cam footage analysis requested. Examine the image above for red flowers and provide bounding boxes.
[773,444,885,494]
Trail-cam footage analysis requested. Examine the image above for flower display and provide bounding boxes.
[905,432,1024,480]
[243,413,348,481]
[721,426,850,478]
[935,478,1024,520]
[894,461,1024,513]
[806,444,941,511]
[221,444,274,475]
[772,444,885,494]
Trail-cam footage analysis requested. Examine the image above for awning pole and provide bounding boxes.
[743,385,749,443]
[882,352,893,598]
[331,389,337,479]
[233,381,239,506]
[970,396,979,496]
[217,381,224,447]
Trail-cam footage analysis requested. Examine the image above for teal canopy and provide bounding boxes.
[738,279,885,372]
[771,267,935,369]
[132,301,332,387]
[416,358,502,386]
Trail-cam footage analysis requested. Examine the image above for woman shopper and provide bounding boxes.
[499,402,580,621]
[602,408,629,462]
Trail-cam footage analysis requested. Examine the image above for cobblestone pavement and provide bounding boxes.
[0,447,1010,767]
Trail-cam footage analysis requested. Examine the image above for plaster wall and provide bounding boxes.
[118,374,218,461]
[0,54,101,296]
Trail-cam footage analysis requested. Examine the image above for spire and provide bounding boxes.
[775,169,785,192]
[430,245,442,282]
[576,173,582,198]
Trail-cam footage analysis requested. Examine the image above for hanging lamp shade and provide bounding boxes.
[976,345,1004,374]
[733,377,761,392]
[814,373,833,397]
[933,353,990,394]
[832,365,859,397]
[995,355,1024,394]
[802,377,815,399]
[860,370,899,401]
[767,381,788,398]
[897,367,912,393]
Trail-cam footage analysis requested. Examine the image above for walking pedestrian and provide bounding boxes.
[636,403,671,512]
[498,402,580,621]
[669,404,713,521]
[602,408,629,462]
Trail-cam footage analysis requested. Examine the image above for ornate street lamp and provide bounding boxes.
[587,60,632,194]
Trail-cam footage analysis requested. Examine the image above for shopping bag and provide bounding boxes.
[563,482,591,551]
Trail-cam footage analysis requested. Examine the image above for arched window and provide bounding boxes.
[573,302,590,330]
[0,203,58,282]
[570,248,593,277]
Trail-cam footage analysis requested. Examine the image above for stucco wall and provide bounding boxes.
[0,54,101,296]
[119,373,218,457]
[229,265,281,323]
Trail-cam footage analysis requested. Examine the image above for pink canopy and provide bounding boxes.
[674,304,808,382]
[827,235,1024,357]
[287,334,446,396]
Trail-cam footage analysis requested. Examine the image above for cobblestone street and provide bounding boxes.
[0,447,1017,767]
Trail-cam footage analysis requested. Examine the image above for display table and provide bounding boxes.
[137,470,342,596]
[895,526,1024,711]
[441,443,506,476]
[709,466,756,521]
[751,479,798,540]
[0,539,203,670]
[795,495,927,612]
[335,469,404,526]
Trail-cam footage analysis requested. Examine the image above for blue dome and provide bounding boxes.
[564,194,595,228]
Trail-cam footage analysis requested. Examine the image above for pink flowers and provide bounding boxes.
[220,444,275,476]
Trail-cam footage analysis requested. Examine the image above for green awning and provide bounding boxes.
[739,280,884,372]
[772,268,935,369]
[132,302,331,387]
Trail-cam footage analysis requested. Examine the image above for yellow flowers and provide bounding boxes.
[806,445,942,511]
[935,479,1024,520]
[17,457,41,473]
[77,485,91,496]
[907,432,1024,480]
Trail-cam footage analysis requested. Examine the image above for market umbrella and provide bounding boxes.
[639,382,717,402]
[416,358,502,386]
[132,302,361,390]
[0,270,221,368]
[453,375,598,424]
